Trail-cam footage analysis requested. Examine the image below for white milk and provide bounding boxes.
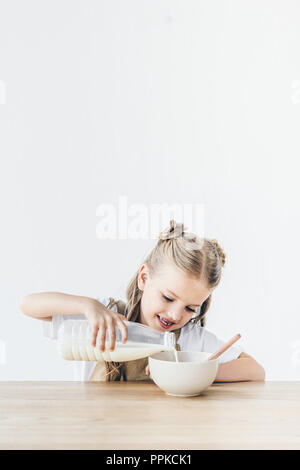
[58,340,170,362]
[173,347,179,362]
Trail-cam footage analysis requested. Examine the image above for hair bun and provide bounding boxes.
[210,239,226,267]
[159,219,187,241]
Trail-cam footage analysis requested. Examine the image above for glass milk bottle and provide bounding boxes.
[57,319,176,362]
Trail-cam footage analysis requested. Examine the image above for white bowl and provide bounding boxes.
[148,351,219,397]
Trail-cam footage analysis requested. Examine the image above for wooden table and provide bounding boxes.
[0,381,300,450]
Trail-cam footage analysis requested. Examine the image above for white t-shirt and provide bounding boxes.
[42,296,244,381]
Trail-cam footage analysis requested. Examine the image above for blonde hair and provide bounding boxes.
[104,220,226,380]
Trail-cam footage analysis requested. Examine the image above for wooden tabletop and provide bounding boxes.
[1,381,300,450]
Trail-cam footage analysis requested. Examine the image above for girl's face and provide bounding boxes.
[137,262,212,332]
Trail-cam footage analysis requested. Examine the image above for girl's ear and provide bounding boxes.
[137,263,149,291]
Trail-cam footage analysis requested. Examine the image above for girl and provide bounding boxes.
[19,219,265,382]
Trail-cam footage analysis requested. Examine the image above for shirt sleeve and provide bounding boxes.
[41,296,110,340]
[202,328,244,363]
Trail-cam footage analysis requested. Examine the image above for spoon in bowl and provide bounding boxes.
[207,333,241,361]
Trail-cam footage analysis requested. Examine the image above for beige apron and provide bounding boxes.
[90,300,181,382]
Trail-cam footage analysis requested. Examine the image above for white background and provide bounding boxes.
[0,0,300,380]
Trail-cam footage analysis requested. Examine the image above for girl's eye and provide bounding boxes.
[162,295,196,313]
[186,307,196,313]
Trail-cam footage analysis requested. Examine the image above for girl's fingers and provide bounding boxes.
[91,325,99,347]
[98,323,107,352]
[106,318,116,351]
[115,317,128,344]
[116,313,126,321]
[90,313,128,352]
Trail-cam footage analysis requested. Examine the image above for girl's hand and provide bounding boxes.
[84,299,128,351]
[145,364,152,379]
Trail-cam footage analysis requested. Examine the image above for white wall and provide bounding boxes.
[0,0,300,380]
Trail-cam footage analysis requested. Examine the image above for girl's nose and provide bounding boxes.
[166,309,182,323]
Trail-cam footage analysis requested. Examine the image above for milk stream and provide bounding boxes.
[173,347,179,362]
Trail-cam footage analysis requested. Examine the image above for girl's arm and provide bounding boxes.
[19,292,128,350]
[214,352,265,382]
[19,292,94,322]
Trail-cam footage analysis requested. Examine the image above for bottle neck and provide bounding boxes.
[164,331,176,349]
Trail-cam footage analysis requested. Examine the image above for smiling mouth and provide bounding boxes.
[156,315,175,329]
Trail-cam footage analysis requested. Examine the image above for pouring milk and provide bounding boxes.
[57,319,177,362]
